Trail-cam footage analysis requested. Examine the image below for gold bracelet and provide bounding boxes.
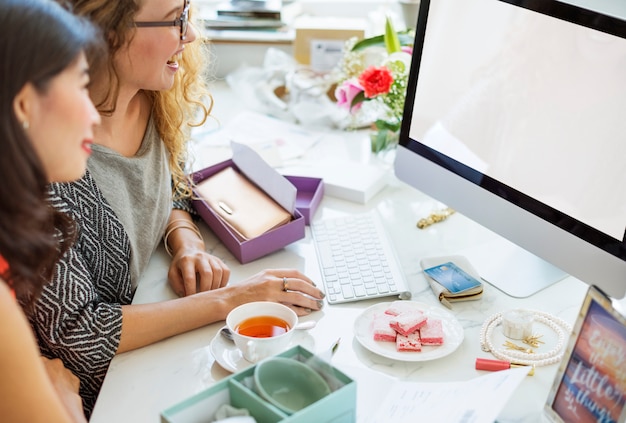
[163,222,203,257]
[165,218,195,233]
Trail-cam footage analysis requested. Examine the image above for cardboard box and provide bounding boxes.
[191,143,323,263]
[161,345,356,423]
[293,16,366,68]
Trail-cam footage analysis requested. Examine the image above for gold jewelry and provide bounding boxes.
[417,207,455,229]
[503,340,535,354]
[163,221,203,257]
[480,309,572,366]
[523,334,545,348]
[165,218,195,232]
[282,277,288,292]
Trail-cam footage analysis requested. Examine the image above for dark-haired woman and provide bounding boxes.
[0,0,101,421]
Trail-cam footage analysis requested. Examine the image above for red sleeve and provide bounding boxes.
[0,256,15,299]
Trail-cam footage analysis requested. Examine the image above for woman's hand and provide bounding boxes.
[164,210,230,296]
[168,247,230,296]
[225,269,325,316]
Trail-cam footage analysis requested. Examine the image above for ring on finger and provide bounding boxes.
[282,276,288,292]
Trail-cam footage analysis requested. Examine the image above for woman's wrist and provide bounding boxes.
[163,220,203,257]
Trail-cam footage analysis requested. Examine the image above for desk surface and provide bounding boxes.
[89,81,625,423]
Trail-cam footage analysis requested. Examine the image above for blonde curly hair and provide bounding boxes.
[61,0,212,200]
[149,32,213,200]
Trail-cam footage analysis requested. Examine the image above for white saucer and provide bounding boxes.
[210,326,316,373]
[210,329,254,373]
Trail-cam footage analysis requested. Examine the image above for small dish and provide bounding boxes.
[354,301,464,361]
[210,326,315,373]
[254,357,331,414]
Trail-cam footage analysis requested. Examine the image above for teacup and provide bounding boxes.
[226,301,298,363]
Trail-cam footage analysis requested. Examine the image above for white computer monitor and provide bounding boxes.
[394,0,626,299]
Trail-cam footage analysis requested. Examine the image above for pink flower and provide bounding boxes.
[358,66,394,98]
[335,79,364,112]
[401,46,413,55]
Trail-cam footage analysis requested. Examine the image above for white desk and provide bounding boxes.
[89,81,623,423]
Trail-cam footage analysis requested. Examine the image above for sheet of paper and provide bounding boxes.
[191,110,324,166]
[364,366,531,423]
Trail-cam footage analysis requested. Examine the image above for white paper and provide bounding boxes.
[364,366,531,423]
[191,110,324,166]
[231,141,297,213]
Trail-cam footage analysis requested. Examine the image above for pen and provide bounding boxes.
[475,357,535,376]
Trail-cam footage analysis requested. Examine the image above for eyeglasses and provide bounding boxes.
[134,0,190,41]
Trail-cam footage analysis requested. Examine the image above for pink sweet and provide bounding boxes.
[396,332,422,352]
[419,318,444,345]
[390,310,428,336]
[384,301,418,316]
[371,312,397,342]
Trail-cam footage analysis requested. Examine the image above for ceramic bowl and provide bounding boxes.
[254,357,331,414]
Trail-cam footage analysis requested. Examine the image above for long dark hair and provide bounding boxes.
[0,0,102,305]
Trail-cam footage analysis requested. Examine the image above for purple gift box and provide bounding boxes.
[284,175,324,226]
[191,160,323,264]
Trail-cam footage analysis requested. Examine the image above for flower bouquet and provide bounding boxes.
[333,17,414,154]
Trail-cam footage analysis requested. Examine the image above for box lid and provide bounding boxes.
[232,141,297,213]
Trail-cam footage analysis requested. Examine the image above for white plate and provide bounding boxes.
[210,326,315,373]
[354,301,464,361]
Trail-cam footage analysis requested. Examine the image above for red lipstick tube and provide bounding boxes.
[475,358,535,376]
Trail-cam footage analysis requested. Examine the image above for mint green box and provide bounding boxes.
[161,346,356,423]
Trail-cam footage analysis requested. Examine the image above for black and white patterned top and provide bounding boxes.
[32,171,131,417]
[29,116,196,418]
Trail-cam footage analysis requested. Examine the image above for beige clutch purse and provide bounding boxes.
[195,167,292,240]
[420,255,483,308]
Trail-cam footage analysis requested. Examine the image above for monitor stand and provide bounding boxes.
[460,237,568,298]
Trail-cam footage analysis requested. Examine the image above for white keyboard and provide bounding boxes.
[311,211,411,304]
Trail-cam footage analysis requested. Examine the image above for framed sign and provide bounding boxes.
[544,285,626,423]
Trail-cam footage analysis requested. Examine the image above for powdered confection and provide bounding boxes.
[389,310,428,336]
[371,313,397,342]
[396,332,422,352]
[419,318,444,345]
[384,300,418,316]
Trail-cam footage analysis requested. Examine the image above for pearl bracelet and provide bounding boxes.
[479,309,572,367]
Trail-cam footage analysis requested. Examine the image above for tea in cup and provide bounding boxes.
[226,301,298,363]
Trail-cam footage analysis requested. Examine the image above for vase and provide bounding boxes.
[369,127,400,155]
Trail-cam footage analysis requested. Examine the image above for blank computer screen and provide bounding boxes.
[408,0,626,242]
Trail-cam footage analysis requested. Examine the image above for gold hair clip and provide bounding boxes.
[503,340,535,354]
[523,334,545,348]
